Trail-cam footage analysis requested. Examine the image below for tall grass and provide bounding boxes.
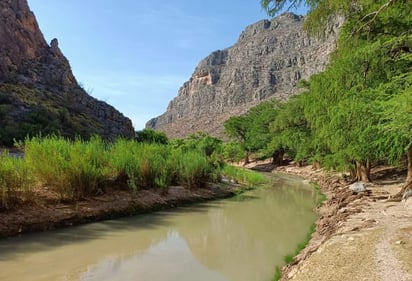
[221,165,266,186]
[176,150,214,189]
[0,152,33,209]
[1,136,263,207]
[24,136,111,200]
[110,140,172,190]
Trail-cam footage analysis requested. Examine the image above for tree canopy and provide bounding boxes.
[224,0,412,183]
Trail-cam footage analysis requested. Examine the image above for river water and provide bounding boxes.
[0,173,318,281]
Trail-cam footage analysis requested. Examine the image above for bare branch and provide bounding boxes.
[352,0,395,35]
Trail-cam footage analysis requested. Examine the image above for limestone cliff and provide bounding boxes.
[147,13,341,138]
[0,0,134,144]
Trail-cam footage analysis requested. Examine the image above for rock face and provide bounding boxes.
[0,0,134,141]
[147,13,341,138]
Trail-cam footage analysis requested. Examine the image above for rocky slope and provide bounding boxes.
[0,0,134,145]
[147,13,342,138]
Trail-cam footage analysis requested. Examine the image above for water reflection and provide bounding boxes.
[0,174,317,281]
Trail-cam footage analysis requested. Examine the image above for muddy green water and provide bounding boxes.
[0,174,318,281]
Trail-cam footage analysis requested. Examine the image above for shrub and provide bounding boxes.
[0,152,33,209]
[110,140,171,190]
[221,165,266,185]
[175,150,213,189]
[24,136,110,200]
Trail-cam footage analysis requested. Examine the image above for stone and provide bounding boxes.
[402,188,412,201]
[0,0,134,140]
[349,182,366,193]
[147,12,343,138]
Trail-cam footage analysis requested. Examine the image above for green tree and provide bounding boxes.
[261,0,412,184]
[224,100,281,164]
[224,115,252,164]
[269,94,314,166]
[378,73,412,195]
[135,128,168,144]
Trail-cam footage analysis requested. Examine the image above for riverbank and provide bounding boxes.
[248,161,412,281]
[0,184,237,238]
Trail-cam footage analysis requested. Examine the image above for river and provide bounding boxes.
[0,173,318,281]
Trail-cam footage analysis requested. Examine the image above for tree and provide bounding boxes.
[224,100,281,165]
[135,128,168,144]
[224,115,252,164]
[378,73,412,196]
[261,0,412,184]
[269,94,314,166]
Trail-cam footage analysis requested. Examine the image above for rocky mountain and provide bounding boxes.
[147,13,342,138]
[0,0,134,145]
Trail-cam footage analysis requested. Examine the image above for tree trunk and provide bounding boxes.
[296,160,304,167]
[243,151,250,166]
[406,146,412,184]
[272,148,285,166]
[393,146,412,199]
[312,160,321,170]
[355,160,371,182]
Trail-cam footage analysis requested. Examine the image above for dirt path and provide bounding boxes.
[282,166,412,281]
[247,162,412,281]
[375,200,412,281]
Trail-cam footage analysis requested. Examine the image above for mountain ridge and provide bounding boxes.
[147,12,342,138]
[0,0,134,145]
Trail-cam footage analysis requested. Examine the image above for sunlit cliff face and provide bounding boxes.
[147,13,342,138]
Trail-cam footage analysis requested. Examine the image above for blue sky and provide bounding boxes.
[28,1,307,130]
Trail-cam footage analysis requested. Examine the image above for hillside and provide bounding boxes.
[147,13,342,138]
[0,0,134,145]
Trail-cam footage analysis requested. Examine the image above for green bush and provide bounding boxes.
[221,165,266,185]
[110,140,172,190]
[175,150,214,189]
[24,136,110,200]
[0,135,229,205]
[0,152,33,209]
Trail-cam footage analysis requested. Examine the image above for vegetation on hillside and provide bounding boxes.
[0,84,98,146]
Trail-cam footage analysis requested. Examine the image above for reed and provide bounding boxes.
[0,151,33,209]
[175,150,214,189]
[24,135,111,200]
[221,165,266,185]
[109,140,172,190]
[1,136,256,206]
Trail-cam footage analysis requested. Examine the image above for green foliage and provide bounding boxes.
[135,128,168,144]
[24,136,111,200]
[224,100,281,163]
[378,72,412,164]
[258,0,412,179]
[110,140,172,190]
[222,142,244,162]
[172,132,223,156]
[19,136,224,200]
[0,84,117,146]
[221,165,266,186]
[175,150,214,189]
[272,266,282,281]
[0,152,33,209]
[269,94,313,161]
